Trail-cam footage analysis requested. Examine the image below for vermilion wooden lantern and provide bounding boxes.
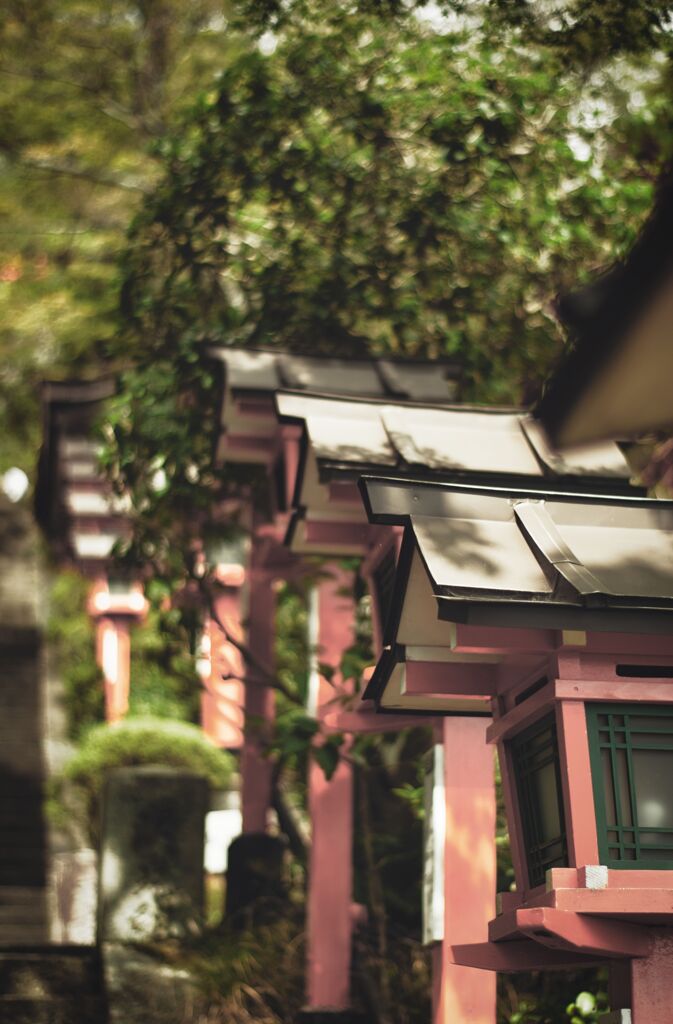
[271,401,641,1024]
[361,476,673,1023]
[87,575,147,722]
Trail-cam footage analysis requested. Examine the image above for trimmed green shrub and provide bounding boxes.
[51,717,235,847]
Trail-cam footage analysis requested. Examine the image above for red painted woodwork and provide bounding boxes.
[88,577,147,723]
[515,907,652,958]
[303,520,371,548]
[241,559,277,834]
[200,584,246,750]
[496,738,530,898]
[306,564,356,1011]
[449,939,596,972]
[556,700,599,869]
[435,717,496,1024]
[280,424,302,509]
[404,661,497,696]
[322,704,433,734]
[95,616,131,723]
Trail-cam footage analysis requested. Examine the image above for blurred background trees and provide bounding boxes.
[0,0,235,468]
[5,3,673,1020]
[2,0,673,472]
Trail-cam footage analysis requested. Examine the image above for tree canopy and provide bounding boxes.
[0,0,238,468]
[3,0,672,472]
[106,3,672,575]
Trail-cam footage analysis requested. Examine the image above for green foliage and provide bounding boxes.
[46,566,203,736]
[53,716,234,846]
[104,6,673,585]
[461,0,673,65]
[47,568,104,739]
[275,582,309,704]
[498,972,608,1024]
[185,915,307,1023]
[117,10,667,394]
[566,990,607,1023]
[352,729,429,932]
[0,0,237,469]
[183,905,431,1023]
[129,606,201,722]
[229,0,673,67]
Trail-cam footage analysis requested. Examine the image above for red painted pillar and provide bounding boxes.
[433,716,496,1024]
[200,579,245,749]
[88,578,146,724]
[241,560,276,834]
[95,615,131,723]
[306,564,356,1012]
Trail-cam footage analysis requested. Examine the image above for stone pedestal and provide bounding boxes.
[98,767,208,943]
[225,832,286,923]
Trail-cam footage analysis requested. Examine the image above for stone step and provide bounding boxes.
[0,995,106,1024]
[0,867,47,888]
[0,949,103,998]
[0,927,50,947]
[0,903,48,926]
[0,900,47,921]
[0,887,47,902]
[0,950,102,991]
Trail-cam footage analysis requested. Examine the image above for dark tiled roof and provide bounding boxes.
[360,476,673,633]
[277,392,635,490]
[209,346,461,403]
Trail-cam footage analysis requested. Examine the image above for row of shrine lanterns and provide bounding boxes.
[38,338,673,1021]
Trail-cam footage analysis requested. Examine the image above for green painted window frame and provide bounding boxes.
[510,713,568,888]
[587,702,673,870]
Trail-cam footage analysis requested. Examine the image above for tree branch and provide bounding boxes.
[4,152,149,194]
[271,764,309,863]
[202,579,304,706]
[0,66,142,133]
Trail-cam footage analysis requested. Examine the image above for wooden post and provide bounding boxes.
[241,560,276,834]
[434,716,496,1024]
[200,581,246,749]
[556,700,599,869]
[305,564,356,1013]
[95,616,131,723]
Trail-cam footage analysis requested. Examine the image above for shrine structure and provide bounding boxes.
[271,391,637,1023]
[361,474,673,1023]
[36,379,149,723]
[38,350,650,1022]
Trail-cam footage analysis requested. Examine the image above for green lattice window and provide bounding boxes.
[587,702,673,869]
[510,714,568,888]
